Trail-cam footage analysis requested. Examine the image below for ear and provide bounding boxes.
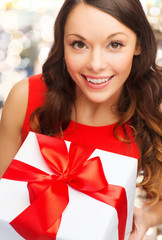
[134,43,141,56]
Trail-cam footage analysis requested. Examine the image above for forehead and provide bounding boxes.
[64,3,136,39]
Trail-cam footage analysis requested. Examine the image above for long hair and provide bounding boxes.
[30,0,162,204]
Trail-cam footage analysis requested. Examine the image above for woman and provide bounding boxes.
[0,0,162,239]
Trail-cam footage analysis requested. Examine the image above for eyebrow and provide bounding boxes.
[65,32,128,39]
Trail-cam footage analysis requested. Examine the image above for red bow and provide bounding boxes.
[3,133,127,240]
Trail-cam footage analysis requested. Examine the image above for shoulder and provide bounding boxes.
[6,78,29,117]
[10,78,29,99]
[5,73,46,119]
[1,78,29,131]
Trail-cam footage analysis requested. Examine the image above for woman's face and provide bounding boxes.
[64,3,140,105]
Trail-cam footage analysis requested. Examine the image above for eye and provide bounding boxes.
[109,41,123,49]
[71,41,86,49]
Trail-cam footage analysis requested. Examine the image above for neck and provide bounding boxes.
[71,98,119,127]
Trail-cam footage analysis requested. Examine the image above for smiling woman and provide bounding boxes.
[0,0,161,240]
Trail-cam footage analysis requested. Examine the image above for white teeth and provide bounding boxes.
[86,76,112,84]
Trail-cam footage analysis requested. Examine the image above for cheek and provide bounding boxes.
[111,54,134,75]
[65,58,82,83]
[64,46,88,73]
[65,53,82,73]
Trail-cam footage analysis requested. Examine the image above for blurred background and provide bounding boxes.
[0,0,162,239]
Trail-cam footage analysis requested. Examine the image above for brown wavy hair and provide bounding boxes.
[30,0,162,204]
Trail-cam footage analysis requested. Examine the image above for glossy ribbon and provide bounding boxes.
[3,133,127,240]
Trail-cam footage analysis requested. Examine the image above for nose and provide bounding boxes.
[87,48,107,72]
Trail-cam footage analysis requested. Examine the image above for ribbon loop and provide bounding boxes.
[11,180,69,240]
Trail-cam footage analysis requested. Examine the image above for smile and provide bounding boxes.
[82,75,114,85]
[87,76,113,84]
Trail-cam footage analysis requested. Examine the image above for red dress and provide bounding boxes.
[22,74,139,159]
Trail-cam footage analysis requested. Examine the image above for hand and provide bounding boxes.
[128,207,149,240]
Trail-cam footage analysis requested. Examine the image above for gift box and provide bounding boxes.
[0,132,138,240]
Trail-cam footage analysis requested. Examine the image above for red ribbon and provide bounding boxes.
[3,133,127,240]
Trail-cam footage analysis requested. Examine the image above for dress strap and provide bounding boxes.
[21,74,46,142]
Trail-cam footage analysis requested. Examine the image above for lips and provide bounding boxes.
[82,74,114,85]
[80,74,115,90]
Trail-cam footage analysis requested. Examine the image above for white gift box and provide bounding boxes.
[0,132,138,240]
